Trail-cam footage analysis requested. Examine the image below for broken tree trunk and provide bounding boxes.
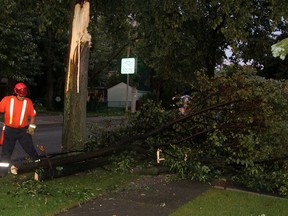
[63,0,91,151]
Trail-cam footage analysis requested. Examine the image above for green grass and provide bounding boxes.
[0,169,138,216]
[2,170,288,216]
[170,188,288,216]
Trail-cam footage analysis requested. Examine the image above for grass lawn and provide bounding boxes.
[170,188,288,216]
[0,169,138,216]
[1,170,288,216]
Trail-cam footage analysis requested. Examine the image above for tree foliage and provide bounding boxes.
[33,0,70,107]
[87,65,288,195]
[272,38,288,60]
[168,68,288,195]
[1,0,288,101]
[131,0,288,81]
[0,0,42,82]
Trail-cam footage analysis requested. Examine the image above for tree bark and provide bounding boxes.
[62,0,91,151]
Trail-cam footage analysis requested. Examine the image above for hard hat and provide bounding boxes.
[14,82,28,97]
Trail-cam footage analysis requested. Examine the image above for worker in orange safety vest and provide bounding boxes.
[0,82,40,177]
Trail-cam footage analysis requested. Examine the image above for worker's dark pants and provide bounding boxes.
[1,126,39,163]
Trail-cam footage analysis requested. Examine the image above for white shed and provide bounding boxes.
[107,82,149,108]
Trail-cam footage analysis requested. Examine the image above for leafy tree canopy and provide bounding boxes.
[132,0,288,80]
[0,0,42,82]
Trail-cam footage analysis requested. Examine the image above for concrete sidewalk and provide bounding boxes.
[56,175,210,216]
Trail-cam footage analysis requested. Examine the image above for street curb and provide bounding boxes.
[212,185,286,199]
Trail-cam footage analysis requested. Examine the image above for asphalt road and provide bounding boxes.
[1,115,127,162]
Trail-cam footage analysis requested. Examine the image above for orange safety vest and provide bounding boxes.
[0,95,36,144]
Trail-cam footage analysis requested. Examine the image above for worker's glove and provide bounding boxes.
[10,165,18,175]
[27,124,36,135]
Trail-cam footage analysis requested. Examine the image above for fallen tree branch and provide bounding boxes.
[16,100,242,176]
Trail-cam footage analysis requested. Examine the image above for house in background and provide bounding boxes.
[107,82,150,108]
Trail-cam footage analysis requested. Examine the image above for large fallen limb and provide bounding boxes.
[17,100,240,176]
[17,145,127,174]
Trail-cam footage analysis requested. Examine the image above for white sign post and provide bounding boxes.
[121,58,136,112]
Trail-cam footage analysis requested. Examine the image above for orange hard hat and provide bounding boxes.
[14,82,28,97]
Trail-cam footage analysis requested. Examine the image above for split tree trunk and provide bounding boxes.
[62,0,91,151]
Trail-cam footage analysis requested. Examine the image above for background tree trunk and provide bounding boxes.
[62,0,91,151]
[131,86,137,113]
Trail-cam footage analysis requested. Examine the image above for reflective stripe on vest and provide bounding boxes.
[0,162,10,168]
[9,98,14,124]
[9,98,27,126]
[20,99,27,126]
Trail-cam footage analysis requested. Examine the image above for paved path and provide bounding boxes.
[56,175,210,216]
